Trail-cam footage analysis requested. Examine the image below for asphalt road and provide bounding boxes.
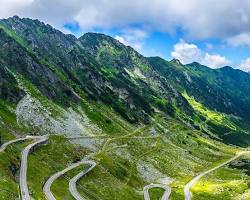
[0,137,29,152]
[184,152,247,200]
[69,161,96,200]
[143,183,171,200]
[20,136,48,200]
[43,160,96,200]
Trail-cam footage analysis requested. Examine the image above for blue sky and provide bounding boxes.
[2,0,250,71]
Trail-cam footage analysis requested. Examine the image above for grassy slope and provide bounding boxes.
[192,154,250,200]
[1,95,244,200]
[73,114,241,200]
[0,137,33,200]
[27,135,89,199]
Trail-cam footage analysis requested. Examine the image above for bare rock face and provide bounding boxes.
[16,94,101,137]
[136,160,166,182]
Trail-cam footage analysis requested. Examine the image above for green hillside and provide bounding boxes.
[0,16,249,200]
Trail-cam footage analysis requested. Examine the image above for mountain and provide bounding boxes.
[0,16,195,124]
[0,16,249,200]
[148,57,250,145]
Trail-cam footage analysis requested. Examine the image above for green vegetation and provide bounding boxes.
[148,187,166,200]
[0,16,249,200]
[27,135,88,199]
[0,25,29,49]
[192,154,250,200]
[183,92,236,130]
[0,138,34,200]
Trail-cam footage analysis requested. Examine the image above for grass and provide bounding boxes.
[0,114,246,200]
[79,101,134,136]
[50,165,88,200]
[77,159,143,200]
[0,21,249,200]
[183,92,236,130]
[192,154,250,200]
[147,187,166,200]
[27,135,89,200]
[63,113,241,200]
[192,167,249,199]
[0,88,247,200]
[0,25,29,50]
[0,100,27,132]
[0,138,33,200]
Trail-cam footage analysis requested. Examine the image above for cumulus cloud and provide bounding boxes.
[239,58,250,72]
[171,40,231,68]
[203,53,231,68]
[1,0,250,41]
[115,29,148,51]
[171,40,202,64]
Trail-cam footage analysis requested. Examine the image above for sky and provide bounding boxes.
[2,0,250,71]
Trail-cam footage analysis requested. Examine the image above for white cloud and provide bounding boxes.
[239,58,250,72]
[0,0,33,18]
[171,40,231,68]
[115,29,148,51]
[227,33,250,47]
[2,0,250,40]
[203,53,231,68]
[171,40,202,64]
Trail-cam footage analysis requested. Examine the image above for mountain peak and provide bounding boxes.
[170,58,182,65]
[220,66,233,70]
[12,15,20,20]
[189,61,202,66]
[79,32,123,48]
[3,15,46,27]
[82,32,112,38]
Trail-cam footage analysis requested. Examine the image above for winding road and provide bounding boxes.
[20,135,48,200]
[184,151,248,200]
[69,161,96,200]
[0,137,30,153]
[43,159,96,200]
[143,183,171,200]
[3,134,248,200]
